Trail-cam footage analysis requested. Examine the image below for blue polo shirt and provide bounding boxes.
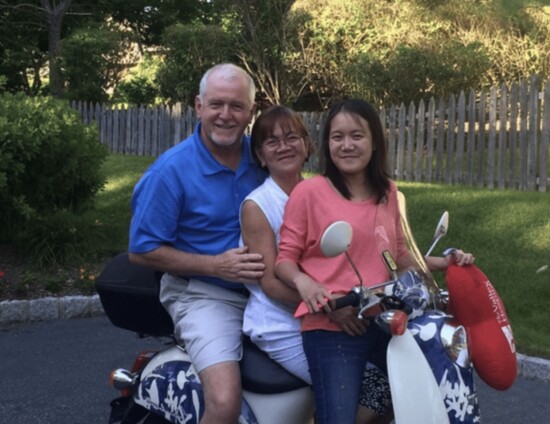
[129,123,266,289]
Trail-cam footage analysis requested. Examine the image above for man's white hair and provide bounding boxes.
[198,63,256,104]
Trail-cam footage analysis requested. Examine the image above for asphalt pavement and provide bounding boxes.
[0,316,549,424]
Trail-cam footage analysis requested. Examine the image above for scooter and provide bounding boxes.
[96,252,315,424]
[97,192,515,424]
[315,191,516,423]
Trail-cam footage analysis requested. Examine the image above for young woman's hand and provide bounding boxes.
[294,274,332,313]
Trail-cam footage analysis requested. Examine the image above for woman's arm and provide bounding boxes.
[425,249,475,272]
[241,200,301,305]
[275,259,332,314]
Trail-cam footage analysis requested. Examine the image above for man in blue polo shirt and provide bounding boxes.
[129,63,266,424]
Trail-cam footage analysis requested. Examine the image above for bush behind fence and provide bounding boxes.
[73,76,549,192]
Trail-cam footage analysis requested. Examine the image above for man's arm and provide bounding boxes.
[129,245,265,284]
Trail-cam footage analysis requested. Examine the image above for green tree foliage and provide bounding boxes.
[0,0,49,95]
[222,0,297,106]
[352,42,491,106]
[2,0,550,108]
[98,0,206,49]
[412,0,550,84]
[288,0,438,108]
[0,93,108,236]
[156,22,233,105]
[61,23,129,102]
[112,54,161,105]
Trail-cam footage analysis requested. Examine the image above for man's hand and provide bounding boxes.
[213,246,265,283]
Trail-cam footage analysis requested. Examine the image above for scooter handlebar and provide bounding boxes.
[332,291,361,310]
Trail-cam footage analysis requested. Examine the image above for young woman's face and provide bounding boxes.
[328,112,374,177]
[257,122,308,178]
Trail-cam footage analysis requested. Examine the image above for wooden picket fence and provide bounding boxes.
[72,76,550,192]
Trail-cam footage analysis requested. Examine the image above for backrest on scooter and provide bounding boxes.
[446,263,517,390]
[95,252,174,337]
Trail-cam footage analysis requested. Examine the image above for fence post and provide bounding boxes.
[509,83,519,189]
[527,76,540,191]
[456,92,466,184]
[446,94,456,184]
[396,104,406,180]
[466,90,476,187]
[436,97,445,183]
[476,89,487,188]
[415,99,425,182]
[172,103,182,147]
[518,80,529,190]
[388,105,397,178]
[540,80,550,192]
[406,102,416,181]
[426,98,435,183]
[487,86,497,189]
[498,83,508,189]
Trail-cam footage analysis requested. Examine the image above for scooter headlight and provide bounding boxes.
[440,323,470,368]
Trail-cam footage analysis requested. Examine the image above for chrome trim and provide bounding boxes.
[111,369,137,390]
[440,322,470,368]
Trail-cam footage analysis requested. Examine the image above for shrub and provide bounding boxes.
[13,209,107,267]
[0,93,108,241]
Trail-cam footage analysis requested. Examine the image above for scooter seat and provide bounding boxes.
[240,336,310,394]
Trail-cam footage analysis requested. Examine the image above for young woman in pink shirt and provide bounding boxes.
[275,99,473,424]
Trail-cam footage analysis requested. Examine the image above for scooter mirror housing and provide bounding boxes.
[434,211,449,240]
[320,221,353,257]
[425,211,450,257]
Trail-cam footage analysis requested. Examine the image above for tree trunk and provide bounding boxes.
[40,0,72,98]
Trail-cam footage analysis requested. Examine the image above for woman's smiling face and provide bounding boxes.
[256,122,309,178]
[328,112,374,178]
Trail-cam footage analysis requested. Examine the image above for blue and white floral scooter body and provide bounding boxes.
[388,309,480,424]
[134,343,314,424]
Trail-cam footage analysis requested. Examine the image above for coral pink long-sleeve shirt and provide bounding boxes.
[276,176,408,332]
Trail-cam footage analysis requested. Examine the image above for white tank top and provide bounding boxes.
[240,176,301,340]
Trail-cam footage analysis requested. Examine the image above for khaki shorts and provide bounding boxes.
[159,274,248,373]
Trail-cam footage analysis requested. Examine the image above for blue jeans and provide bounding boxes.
[302,325,391,424]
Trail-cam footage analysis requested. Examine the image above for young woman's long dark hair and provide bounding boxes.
[322,99,390,203]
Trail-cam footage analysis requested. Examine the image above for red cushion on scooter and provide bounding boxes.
[446,264,517,390]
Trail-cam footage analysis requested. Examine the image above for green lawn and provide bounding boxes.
[91,154,550,358]
[398,182,550,358]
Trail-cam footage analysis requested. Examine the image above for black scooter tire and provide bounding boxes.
[142,413,170,424]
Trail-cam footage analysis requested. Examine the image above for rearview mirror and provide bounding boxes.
[320,221,353,257]
[434,211,449,240]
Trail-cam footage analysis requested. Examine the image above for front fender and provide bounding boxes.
[409,312,481,423]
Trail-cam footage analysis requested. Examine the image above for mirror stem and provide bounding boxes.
[345,251,364,288]
[425,235,442,257]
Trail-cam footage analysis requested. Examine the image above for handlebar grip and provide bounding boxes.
[332,291,360,310]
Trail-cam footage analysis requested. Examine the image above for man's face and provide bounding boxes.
[195,72,255,150]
